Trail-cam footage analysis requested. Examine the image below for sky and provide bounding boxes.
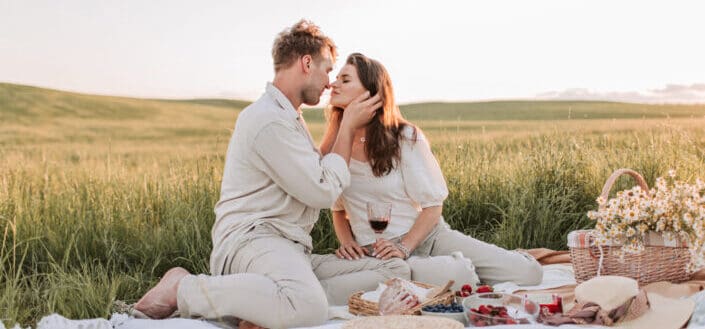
[2,0,705,104]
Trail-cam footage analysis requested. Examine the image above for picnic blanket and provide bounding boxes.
[14,248,705,329]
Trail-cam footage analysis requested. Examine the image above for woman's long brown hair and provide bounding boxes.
[333,53,416,177]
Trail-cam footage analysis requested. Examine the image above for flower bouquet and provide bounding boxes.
[570,168,705,284]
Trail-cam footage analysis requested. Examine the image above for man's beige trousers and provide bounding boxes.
[176,230,410,329]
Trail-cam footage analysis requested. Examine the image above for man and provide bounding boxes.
[134,20,410,329]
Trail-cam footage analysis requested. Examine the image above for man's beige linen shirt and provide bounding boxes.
[210,83,350,273]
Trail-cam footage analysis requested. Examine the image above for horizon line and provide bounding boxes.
[2,81,704,107]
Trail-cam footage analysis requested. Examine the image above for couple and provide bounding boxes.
[133,20,541,329]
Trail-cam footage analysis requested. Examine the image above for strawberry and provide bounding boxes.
[455,290,470,297]
[461,284,473,293]
[476,285,493,293]
[478,305,491,314]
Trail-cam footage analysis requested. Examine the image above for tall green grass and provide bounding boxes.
[2,83,705,326]
[3,123,705,326]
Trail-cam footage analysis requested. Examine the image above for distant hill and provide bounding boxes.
[0,83,255,146]
[303,100,705,123]
[0,83,250,124]
[2,83,704,125]
[398,101,705,121]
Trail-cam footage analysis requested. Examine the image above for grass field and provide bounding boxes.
[2,82,705,326]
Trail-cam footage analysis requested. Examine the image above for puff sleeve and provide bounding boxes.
[332,195,346,212]
[399,127,448,208]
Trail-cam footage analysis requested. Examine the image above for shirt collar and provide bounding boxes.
[266,82,300,120]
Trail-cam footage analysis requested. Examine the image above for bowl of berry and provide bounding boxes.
[420,302,467,325]
[462,293,539,326]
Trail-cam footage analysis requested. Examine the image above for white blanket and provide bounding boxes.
[8,314,606,329]
[3,265,592,329]
[4,313,603,329]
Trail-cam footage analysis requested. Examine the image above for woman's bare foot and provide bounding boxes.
[134,267,190,319]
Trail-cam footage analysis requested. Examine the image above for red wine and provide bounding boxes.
[369,217,389,233]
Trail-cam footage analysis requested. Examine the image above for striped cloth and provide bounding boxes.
[567,230,687,248]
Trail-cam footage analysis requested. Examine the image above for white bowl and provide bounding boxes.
[462,292,539,326]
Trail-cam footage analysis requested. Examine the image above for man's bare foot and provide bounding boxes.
[239,320,266,329]
[134,267,190,319]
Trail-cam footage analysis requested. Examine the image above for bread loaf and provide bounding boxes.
[378,278,422,315]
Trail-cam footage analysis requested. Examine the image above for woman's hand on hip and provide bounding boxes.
[336,240,367,260]
[372,238,405,260]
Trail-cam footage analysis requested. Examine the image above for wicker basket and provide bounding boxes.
[569,168,693,285]
[348,281,454,316]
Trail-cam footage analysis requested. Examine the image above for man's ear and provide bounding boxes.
[301,54,313,73]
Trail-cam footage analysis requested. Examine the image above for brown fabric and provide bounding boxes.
[622,289,649,322]
[692,269,705,281]
[542,290,650,326]
[542,302,609,326]
[523,248,571,265]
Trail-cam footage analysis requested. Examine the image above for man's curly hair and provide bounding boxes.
[272,19,337,72]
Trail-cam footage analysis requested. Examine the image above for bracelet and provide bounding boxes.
[395,241,411,259]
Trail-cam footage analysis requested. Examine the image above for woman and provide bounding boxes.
[320,53,542,286]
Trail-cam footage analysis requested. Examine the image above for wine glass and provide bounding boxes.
[367,201,392,239]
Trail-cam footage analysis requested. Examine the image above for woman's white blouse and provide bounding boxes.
[333,126,449,246]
